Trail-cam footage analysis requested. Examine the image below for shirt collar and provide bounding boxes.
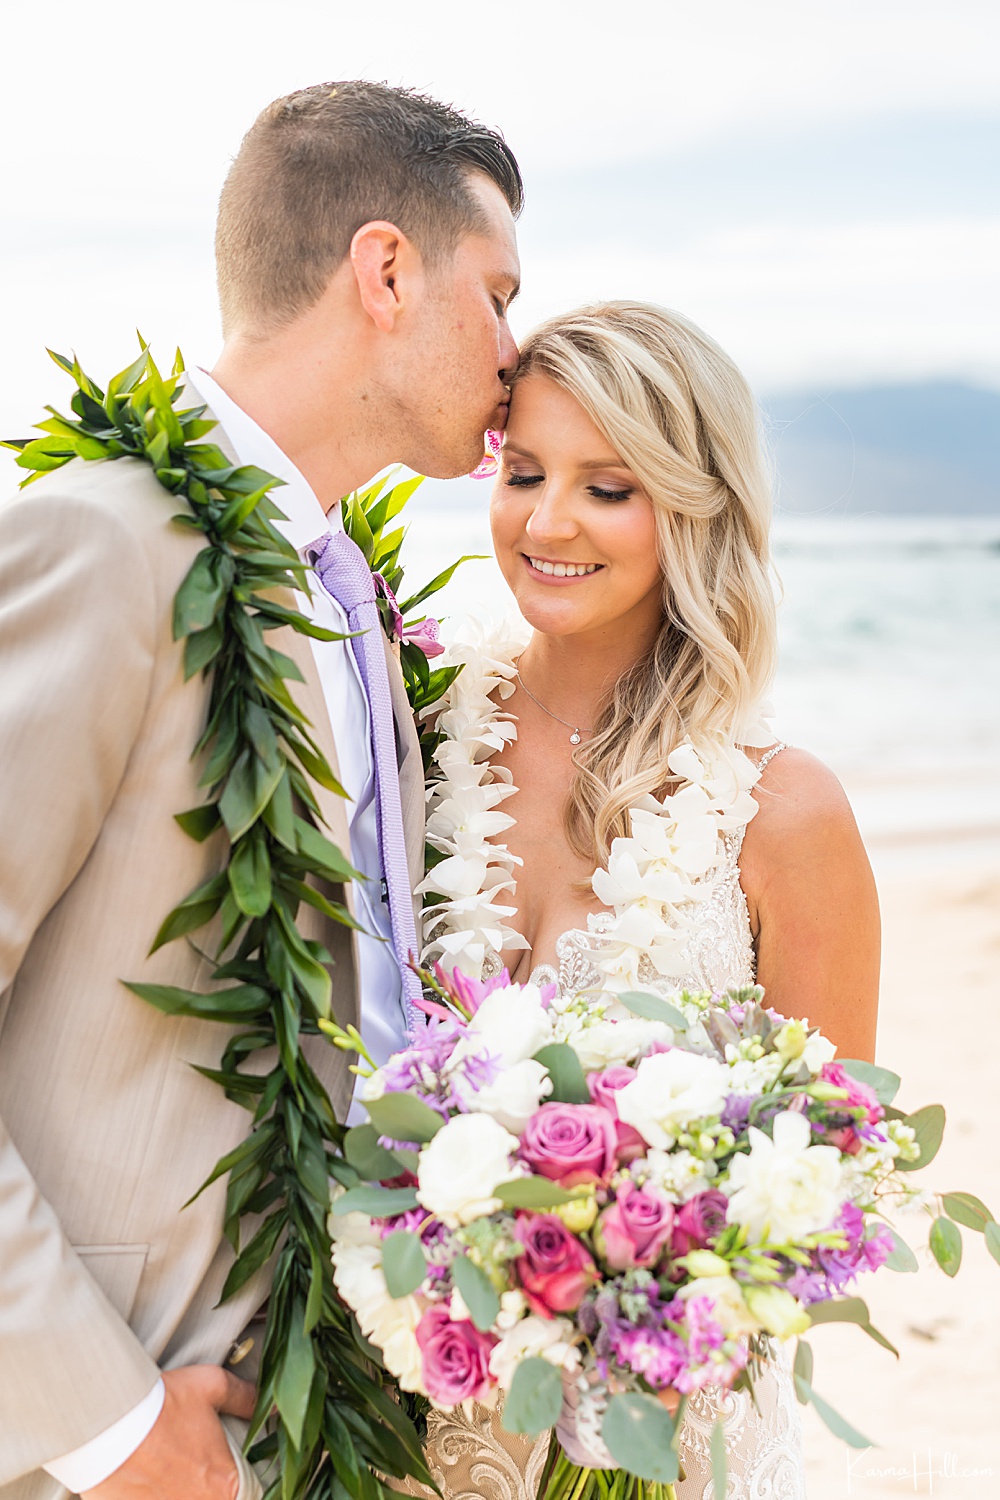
[188,367,342,557]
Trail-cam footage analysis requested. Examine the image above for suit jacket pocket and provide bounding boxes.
[72,1244,149,1322]
[222,1421,264,1500]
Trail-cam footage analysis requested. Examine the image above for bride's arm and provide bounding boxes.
[738,748,880,1062]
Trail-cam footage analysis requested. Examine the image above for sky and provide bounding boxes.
[1,0,998,480]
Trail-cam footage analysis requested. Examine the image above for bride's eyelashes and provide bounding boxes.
[587,485,632,502]
[503,473,633,502]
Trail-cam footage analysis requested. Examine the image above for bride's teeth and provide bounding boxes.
[528,557,599,576]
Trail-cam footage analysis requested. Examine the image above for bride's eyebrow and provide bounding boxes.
[502,443,540,462]
[578,457,633,472]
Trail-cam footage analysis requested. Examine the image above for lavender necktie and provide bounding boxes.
[310,529,422,1031]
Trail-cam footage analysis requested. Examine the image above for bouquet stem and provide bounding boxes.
[538,1445,677,1500]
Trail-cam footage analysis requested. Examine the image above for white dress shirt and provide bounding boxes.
[44,369,409,1490]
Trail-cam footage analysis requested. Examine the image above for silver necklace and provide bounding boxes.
[515,669,593,745]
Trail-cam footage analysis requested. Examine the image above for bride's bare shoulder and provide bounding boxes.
[739,745,870,888]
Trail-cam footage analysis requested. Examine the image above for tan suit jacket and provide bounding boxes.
[0,405,425,1495]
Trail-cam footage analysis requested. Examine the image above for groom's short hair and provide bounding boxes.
[216,81,523,335]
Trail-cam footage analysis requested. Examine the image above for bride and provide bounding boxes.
[408,301,880,1498]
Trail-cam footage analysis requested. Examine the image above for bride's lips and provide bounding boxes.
[522,553,605,584]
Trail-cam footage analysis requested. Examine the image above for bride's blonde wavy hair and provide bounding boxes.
[511,301,778,867]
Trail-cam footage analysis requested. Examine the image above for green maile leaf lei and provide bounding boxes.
[3,343,454,1499]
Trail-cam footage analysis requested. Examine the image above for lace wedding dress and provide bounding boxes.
[399,745,807,1499]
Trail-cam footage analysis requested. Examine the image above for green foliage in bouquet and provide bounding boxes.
[4,346,434,1500]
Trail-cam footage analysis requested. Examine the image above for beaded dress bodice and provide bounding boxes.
[526,825,756,1000]
[400,747,807,1499]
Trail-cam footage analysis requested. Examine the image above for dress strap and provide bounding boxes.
[753,741,788,775]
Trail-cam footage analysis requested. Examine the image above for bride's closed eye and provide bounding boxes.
[504,472,544,487]
[587,485,632,502]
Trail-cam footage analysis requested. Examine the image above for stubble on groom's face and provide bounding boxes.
[394,175,521,480]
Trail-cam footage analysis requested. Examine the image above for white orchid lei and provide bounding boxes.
[417,618,774,994]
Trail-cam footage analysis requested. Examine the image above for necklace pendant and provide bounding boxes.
[569,730,582,745]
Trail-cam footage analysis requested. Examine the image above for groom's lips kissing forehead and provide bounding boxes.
[523,554,604,582]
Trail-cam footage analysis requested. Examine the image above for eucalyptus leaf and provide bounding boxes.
[896,1103,946,1173]
[501,1357,564,1438]
[984,1220,1000,1266]
[929,1215,963,1276]
[793,1337,814,1396]
[601,1393,680,1483]
[884,1227,919,1273]
[451,1254,501,1331]
[942,1191,994,1232]
[615,990,688,1030]
[839,1058,901,1105]
[494,1176,580,1209]
[794,1377,874,1448]
[710,1416,728,1499]
[532,1043,590,1104]
[343,1123,405,1181]
[365,1091,445,1145]
[381,1230,427,1299]
[331,1185,420,1217]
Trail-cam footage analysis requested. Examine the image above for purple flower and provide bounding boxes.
[608,1322,685,1390]
[786,1202,894,1303]
[721,1094,755,1135]
[440,965,514,1018]
[672,1296,748,1394]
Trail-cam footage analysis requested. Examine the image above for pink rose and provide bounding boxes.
[521,1103,618,1187]
[819,1062,883,1155]
[819,1062,884,1124]
[587,1067,646,1163]
[415,1306,496,1405]
[825,1126,865,1155]
[598,1181,676,1271]
[669,1190,729,1264]
[514,1213,599,1317]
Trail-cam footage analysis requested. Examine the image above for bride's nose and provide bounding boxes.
[524,484,579,545]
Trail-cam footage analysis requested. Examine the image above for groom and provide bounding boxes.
[0,82,520,1500]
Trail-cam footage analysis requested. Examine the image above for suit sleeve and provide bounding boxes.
[0,483,162,1481]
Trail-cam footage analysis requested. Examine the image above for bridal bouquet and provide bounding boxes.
[326,968,991,1500]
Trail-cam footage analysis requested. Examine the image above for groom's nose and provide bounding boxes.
[498,322,519,383]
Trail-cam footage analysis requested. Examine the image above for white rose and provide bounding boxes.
[725,1109,844,1243]
[330,1223,424,1390]
[572,1018,673,1073]
[456,1056,553,1134]
[678,1274,761,1336]
[801,1030,837,1074]
[488,1314,580,1391]
[416,1112,522,1226]
[465,984,554,1065]
[615,1050,729,1149]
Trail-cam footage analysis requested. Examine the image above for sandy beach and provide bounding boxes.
[800,838,1000,1499]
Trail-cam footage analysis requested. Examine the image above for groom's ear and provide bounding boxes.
[350,221,422,333]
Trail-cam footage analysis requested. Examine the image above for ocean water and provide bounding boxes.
[401,492,1000,849]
